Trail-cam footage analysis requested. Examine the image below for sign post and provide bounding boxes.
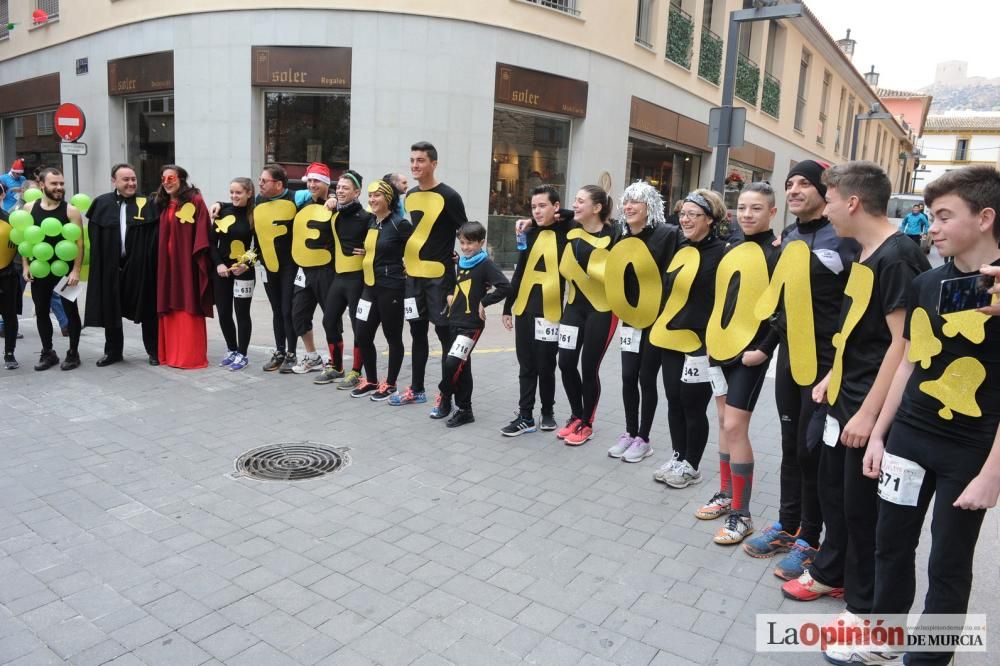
[53,103,87,194]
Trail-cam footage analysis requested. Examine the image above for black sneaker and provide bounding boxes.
[350,379,379,398]
[278,353,297,374]
[34,349,59,371]
[4,353,18,370]
[500,415,537,437]
[262,350,285,372]
[60,350,81,371]
[369,382,396,402]
[446,409,475,428]
[539,413,558,431]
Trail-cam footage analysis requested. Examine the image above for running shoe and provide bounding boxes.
[695,491,733,520]
[262,350,285,372]
[388,387,427,406]
[278,353,298,374]
[556,416,582,439]
[539,413,558,431]
[350,379,378,398]
[713,513,754,545]
[219,351,238,367]
[500,415,536,437]
[742,521,796,558]
[774,539,818,581]
[662,459,701,487]
[4,353,19,370]
[314,363,344,384]
[622,436,653,463]
[369,381,396,401]
[781,570,844,601]
[446,409,475,428]
[429,393,452,419]
[337,369,361,390]
[34,349,59,371]
[228,353,248,371]
[653,451,683,482]
[608,433,633,458]
[564,423,592,446]
[292,352,323,374]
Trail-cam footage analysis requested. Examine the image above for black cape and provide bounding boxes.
[84,191,159,326]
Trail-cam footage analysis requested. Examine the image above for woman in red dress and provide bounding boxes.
[155,165,213,368]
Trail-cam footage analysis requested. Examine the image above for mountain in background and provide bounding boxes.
[924,61,1000,112]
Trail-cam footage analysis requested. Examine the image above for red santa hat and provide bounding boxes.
[10,159,24,174]
[304,162,331,185]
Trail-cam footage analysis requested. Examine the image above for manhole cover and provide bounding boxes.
[231,442,351,481]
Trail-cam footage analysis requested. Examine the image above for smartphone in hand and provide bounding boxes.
[938,274,994,315]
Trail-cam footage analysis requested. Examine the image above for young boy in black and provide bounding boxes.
[429,221,510,427]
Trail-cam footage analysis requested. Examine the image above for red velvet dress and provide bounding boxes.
[156,194,213,368]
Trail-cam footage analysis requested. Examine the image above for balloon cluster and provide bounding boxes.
[8,190,91,279]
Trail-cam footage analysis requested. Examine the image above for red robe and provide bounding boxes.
[157,193,213,368]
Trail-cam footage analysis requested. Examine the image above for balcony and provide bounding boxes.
[520,0,580,17]
[698,27,722,84]
[665,5,694,69]
[735,54,760,105]
[761,72,780,117]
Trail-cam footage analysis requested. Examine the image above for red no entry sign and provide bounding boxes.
[54,103,86,142]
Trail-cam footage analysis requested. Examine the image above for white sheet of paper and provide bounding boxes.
[54,276,83,302]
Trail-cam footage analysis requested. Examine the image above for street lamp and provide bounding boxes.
[711,1,804,194]
[850,102,893,161]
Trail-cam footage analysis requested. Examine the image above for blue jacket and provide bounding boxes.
[0,172,25,212]
[899,212,929,235]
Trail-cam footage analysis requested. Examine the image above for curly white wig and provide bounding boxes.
[619,180,665,232]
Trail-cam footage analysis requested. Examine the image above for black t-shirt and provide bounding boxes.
[561,223,613,312]
[612,222,682,327]
[0,207,13,274]
[503,210,573,318]
[333,200,371,277]
[295,196,336,256]
[209,203,255,269]
[364,212,413,290]
[897,259,1000,450]
[448,257,512,330]
[829,232,930,423]
[404,183,468,279]
[29,199,70,252]
[667,234,727,335]
[254,189,297,268]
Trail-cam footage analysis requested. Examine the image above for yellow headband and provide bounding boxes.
[368,180,394,202]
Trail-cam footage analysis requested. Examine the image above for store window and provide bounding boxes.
[1,111,61,178]
[125,96,175,195]
[490,108,571,217]
[628,137,701,213]
[264,92,350,180]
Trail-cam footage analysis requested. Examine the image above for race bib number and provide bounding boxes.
[708,365,728,397]
[681,354,710,383]
[404,297,420,320]
[534,318,559,342]
[620,326,641,353]
[878,452,926,507]
[294,267,306,288]
[256,263,267,284]
[448,335,475,361]
[558,324,579,350]
[233,279,254,299]
[356,299,372,322]
[823,414,840,448]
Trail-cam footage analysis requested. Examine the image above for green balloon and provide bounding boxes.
[70,193,92,213]
[17,241,34,258]
[9,228,24,244]
[40,216,62,237]
[54,239,78,261]
[29,259,51,279]
[24,225,44,245]
[61,222,82,242]
[50,260,69,277]
[33,243,54,262]
[9,210,32,230]
[22,188,42,203]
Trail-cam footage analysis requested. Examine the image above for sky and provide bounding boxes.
[802,0,999,90]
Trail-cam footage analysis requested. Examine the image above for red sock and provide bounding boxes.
[719,453,732,496]
[352,345,363,372]
[329,342,344,371]
[731,462,754,514]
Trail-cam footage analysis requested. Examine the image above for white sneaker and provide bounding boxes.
[608,433,633,458]
[292,352,323,374]
[653,451,682,483]
[663,459,702,488]
[622,437,653,463]
[713,513,754,545]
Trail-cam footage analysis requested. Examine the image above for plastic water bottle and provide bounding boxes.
[515,228,527,251]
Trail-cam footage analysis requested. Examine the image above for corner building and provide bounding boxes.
[0,0,911,265]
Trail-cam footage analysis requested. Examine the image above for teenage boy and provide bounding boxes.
[389,142,469,408]
[429,221,510,426]
[825,165,1000,666]
[782,163,930,621]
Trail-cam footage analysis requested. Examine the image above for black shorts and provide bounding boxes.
[404,275,451,327]
[291,266,335,335]
[722,360,769,412]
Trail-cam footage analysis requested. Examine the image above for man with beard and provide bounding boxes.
[84,163,160,366]
[23,168,85,370]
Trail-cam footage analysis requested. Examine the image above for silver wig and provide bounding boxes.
[619,180,665,233]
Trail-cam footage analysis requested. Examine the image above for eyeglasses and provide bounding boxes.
[678,211,706,220]
[161,174,178,184]
[259,178,277,184]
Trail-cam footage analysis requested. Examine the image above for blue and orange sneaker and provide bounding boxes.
[741,521,796,558]
[774,538,818,581]
[388,386,427,406]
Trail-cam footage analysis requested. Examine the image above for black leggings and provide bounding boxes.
[213,276,253,355]
[263,263,297,354]
[324,275,363,371]
[774,344,824,546]
[409,319,450,393]
[356,286,405,385]
[1,271,18,355]
[558,304,617,425]
[30,274,81,352]
[439,327,482,410]
[514,314,558,417]
[620,327,660,440]
[661,349,713,469]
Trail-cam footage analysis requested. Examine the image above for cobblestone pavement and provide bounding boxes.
[1,287,996,665]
